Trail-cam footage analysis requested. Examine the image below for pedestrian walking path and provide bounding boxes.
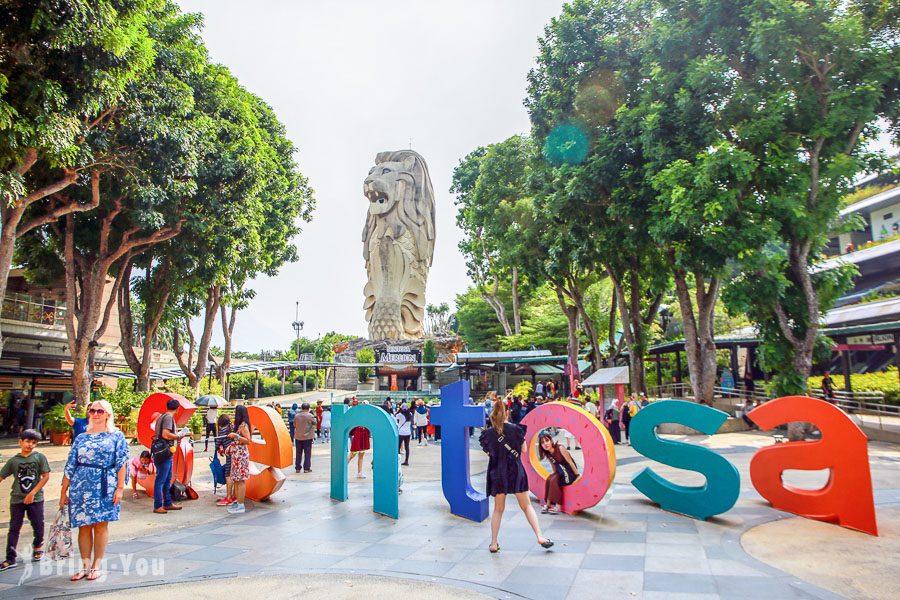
[2,434,898,599]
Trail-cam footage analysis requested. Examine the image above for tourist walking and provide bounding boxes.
[479,401,553,553]
[822,371,836,403]
[215,414,235,506]
[1,429,50,571]
[538,432,579,514]
[315,400,324,440]
[348,425,371,479]
[584,395,598,419]
[414,400,429,445]
[321,406,331,442]
[395,402,413,465]
[287,403,299,440]
[621,395,638,444]
[59,401,129,581]
[151,399,189,514]
[605,402,622,444]
[203,405,218,452]
[293,403,316,473]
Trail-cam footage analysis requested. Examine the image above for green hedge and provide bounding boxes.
[808,367,899,404]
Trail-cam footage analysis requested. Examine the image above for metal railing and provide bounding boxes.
[1,296,66,326]
[355,390,441,402]
[649,382,899,432]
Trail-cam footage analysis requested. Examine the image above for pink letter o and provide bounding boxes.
[520,402,617,514]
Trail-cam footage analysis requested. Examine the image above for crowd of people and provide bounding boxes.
[0,382,661,576]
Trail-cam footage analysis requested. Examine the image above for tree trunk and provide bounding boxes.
[190,286,221,394]
[480,290,512,336]
[511,265,522,335]
[606,264,662,396]
[673,269,720,404]
[173,323,199,389]
[0,209,21,359]
[555,285,580,394]
[773,239,820,441]
[217,303,237,389]
[0,163,92,359]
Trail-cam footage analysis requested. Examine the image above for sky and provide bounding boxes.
[177,0,566,353]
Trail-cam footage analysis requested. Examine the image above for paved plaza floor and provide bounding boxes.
[1,431,898,599]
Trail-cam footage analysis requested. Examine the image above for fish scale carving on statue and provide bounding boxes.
[362,150,435,340]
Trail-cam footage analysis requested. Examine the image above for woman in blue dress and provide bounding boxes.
[59,399,129,582]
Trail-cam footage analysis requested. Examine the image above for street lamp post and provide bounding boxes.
[292,300,305,391]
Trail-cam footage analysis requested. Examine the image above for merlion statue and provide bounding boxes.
[362,150,435,340]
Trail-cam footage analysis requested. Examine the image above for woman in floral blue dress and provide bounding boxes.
[59,399,129,582]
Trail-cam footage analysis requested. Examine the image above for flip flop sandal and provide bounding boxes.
[489,543,500,553]
[86,568,102,581]
[70,569,87,581]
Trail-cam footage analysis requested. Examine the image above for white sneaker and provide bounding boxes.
[356,473,366,479]
[227,502,245,514]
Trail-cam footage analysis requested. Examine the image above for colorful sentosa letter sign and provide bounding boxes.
[520,401,616,514]
[432,393,877,535]
[330,403,400,518]
[245,405,293,501]
[430,380,488,521]
[137,392,196,491]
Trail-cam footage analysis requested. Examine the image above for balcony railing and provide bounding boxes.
[1,296,66,327]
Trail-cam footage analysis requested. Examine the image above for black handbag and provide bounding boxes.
[151,415,172,462]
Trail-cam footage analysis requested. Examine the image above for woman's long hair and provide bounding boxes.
[233,404,250,433]
[538,432,558,460]
[87,400,117,433]
[490,399,507,435]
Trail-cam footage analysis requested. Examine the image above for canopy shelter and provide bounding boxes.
[647,319,900,394]
[453,350,597,396]
[580,366,629,406]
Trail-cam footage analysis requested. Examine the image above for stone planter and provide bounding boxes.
[50,431,71,446]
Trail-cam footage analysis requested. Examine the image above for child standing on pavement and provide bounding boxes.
[0,429,51,570]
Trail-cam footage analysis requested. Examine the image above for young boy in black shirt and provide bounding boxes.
[0,429,51,570]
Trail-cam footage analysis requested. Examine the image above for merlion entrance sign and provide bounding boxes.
[362,150,435,340]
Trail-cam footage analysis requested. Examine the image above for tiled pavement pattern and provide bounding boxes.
[1,446,894,600]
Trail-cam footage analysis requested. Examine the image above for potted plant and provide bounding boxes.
[188,412,203,441]
[44,403,72,445]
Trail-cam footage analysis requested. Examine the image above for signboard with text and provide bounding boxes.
[376,345,422,364]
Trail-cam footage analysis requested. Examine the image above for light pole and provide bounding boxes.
[292,301,305,391]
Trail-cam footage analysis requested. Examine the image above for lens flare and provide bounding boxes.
[543,123,589,166]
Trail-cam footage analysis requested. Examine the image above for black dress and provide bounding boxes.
[479,423,529,496]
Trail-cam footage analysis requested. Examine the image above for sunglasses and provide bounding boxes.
[87,408,107,415]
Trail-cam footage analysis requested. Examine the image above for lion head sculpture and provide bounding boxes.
[362,150,436,340]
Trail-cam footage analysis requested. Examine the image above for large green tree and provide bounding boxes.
[660,0,899,425]
[0,0,159,358]
[526,0,668,392]
[451,137,536,336]
[17,2,205,404]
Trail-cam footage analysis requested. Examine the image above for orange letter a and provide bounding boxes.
[748,396,877,536]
